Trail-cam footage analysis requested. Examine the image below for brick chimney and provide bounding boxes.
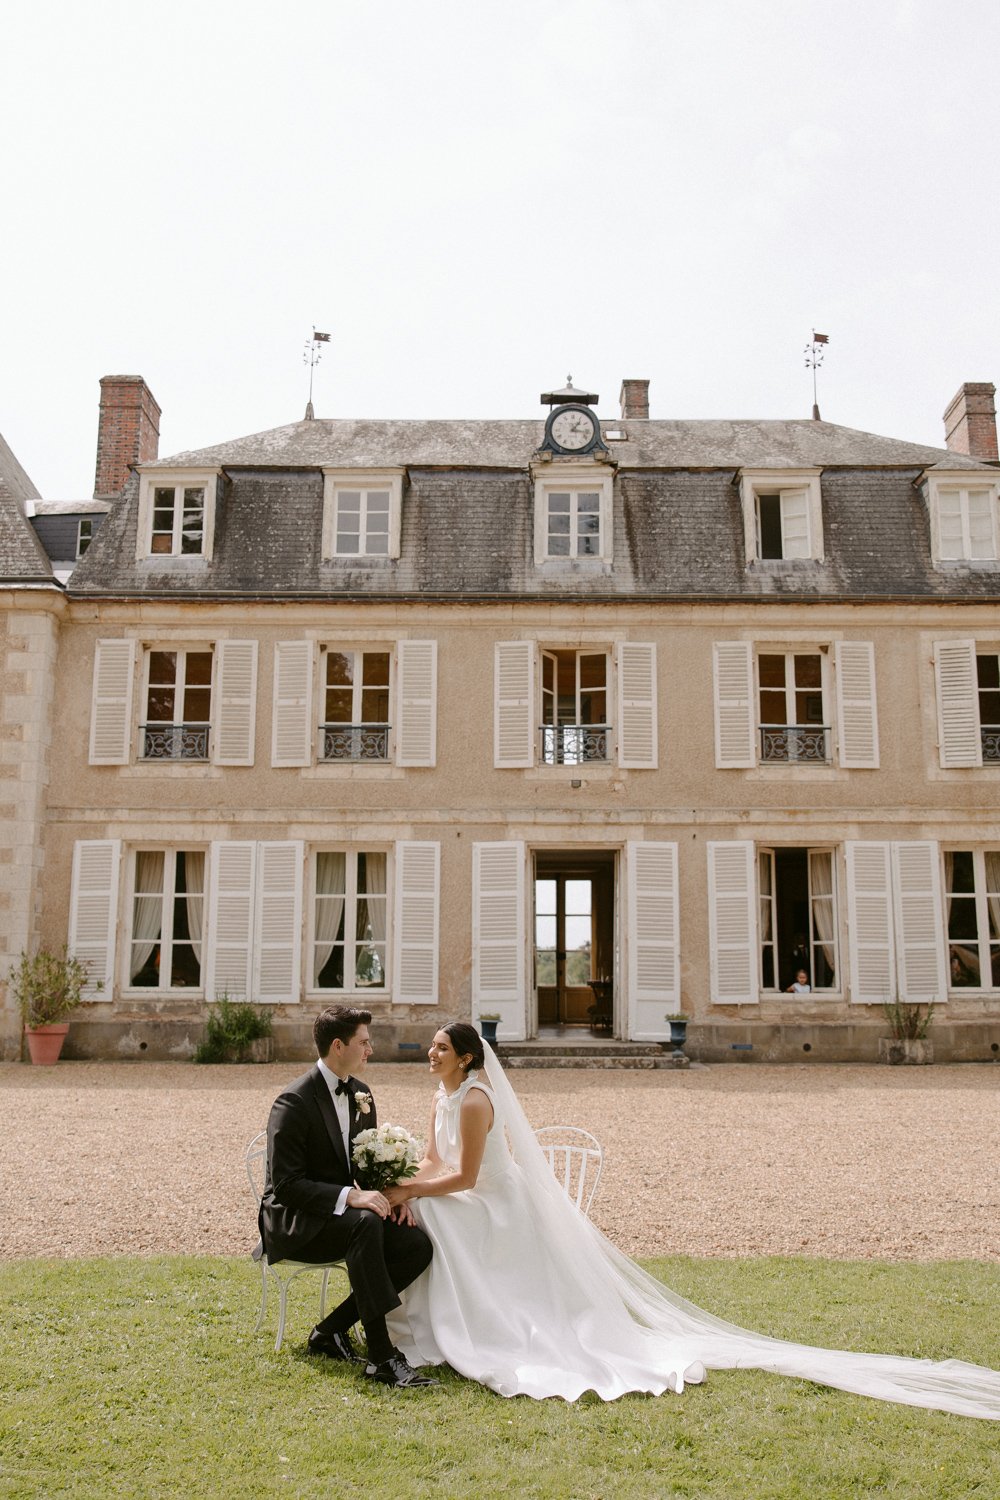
[942,382,998,461]
[619,379,650,420]
[94,375,161,498]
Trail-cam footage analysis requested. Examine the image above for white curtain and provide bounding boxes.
[130,852,164,981]
[758,852,772,941]
[314,852,346,986]
[809,851,836,975]
[184,851,205,966]
[984,851,1000,971]
[358,852,387,987]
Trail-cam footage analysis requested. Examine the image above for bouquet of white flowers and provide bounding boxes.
[351,1124,422,1191]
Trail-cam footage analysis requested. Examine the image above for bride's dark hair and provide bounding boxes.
[441,1021,485,1073]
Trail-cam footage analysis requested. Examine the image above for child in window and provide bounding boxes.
[786,968,811,993]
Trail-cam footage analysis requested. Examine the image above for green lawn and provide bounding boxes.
[1,1256,997,1499]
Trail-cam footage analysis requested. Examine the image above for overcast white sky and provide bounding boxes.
[3,0,1000,497]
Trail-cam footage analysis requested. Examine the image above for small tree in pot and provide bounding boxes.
[879,998,934,1065]
[10,946,93,1065]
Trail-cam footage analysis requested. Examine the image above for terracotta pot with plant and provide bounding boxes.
[879,998,935,1065]
[10,946,92,1065]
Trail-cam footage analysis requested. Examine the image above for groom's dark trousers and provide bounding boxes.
[259,1065,431,1336]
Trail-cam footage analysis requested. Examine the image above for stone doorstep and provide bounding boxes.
[500,1038,665,1055]
[503,1052,690,1070]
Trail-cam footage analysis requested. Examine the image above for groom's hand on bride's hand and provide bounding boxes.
[390,1201,417,1227]
[346,1188,390,1219]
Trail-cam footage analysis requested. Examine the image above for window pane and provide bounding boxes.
[758,655,785,689]
[548,493,570,512]
[337,532,361,554]
[794,655,821,688]
[338,491,361,513]
[758,494,783,559]
[185,652,213,686]
[326,652,355,687]
[547,534,570,555]
[366,535,389,554]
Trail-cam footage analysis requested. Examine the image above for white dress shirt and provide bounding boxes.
[317,1056,354,1216]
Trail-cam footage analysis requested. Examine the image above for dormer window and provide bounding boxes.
[924,472,1000,564]
[322,470,403,559]
[740,470,823,563]
[136,469,219,561]
[533,465,614,565]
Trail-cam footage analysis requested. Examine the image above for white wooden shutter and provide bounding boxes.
[845,842,894,1004]
[779,488,811,559]
[616,642,658,769]
[892,841,947,1003]
[205,842,257,1001]
[396,640,437,767]
[214,640,258,766]
[627,841,679,1038]
[254,841,303,1003]
[707,842,758,1003]
[713,642,755,768]
[271,640,313,767]
[68,839,121,998]
[495,642,535,768]
[392,841,440,1004]
[472,841,525,1038]
[89,639,136,765]
[834,641,879,768]
[933,640,981,768]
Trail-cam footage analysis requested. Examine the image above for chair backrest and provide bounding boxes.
[534,1125,603,1217]
[246,1129,267,1207]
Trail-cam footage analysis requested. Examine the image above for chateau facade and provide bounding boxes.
[2,373,999,1063]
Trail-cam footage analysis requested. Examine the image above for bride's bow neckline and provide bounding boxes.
[437,1069,481,1102]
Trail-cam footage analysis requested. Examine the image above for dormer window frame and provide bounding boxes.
[739,469,824,564]
[136,468,219,562]
[322,469,404,561]
[922,470,1000,566]
[532,462,614,566]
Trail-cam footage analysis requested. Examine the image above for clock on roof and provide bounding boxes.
[539,377,608,457]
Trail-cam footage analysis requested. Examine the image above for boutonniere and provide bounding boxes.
[354,1090,373,1117]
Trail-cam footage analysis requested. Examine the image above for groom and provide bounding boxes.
[259,1005,437,1388]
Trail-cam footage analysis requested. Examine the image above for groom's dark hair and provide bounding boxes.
[314,1006,372,1058]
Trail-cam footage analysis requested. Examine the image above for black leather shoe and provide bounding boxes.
[364,1351,440,1388]
[308,1327,365,1363]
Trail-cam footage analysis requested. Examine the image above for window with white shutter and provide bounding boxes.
[928,481,999,563]
[707,842,758,1003]
[933,640,981,768]
[214,640,258,766]
[834,641,879,768]
[740,471,823,562]
[472,841,526,1037]
[845,841,946,1004]
[392,841,440,1004]
[845,842,894,1004]
[254,842,304,1003]
[68,839,121,998]
[205,842,257,1001]
[616,643,657,769]
[713,642,755,768]
[272,641,314,768]
[89,640,136,765]
[396,640,437,767]
[891,842,947,1002]
[495,642,535,768]
[626,841,679,1037]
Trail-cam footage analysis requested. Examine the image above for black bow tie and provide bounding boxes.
[334,1080,350,1097]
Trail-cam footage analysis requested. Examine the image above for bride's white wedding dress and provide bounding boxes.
[388,1045,1000,1417]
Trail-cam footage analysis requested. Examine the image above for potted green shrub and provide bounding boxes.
[879,999,934,1065]
[194,995,274,1063]
[10,946,93,1065]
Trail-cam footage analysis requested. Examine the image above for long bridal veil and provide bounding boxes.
[480,1041,1000,1420]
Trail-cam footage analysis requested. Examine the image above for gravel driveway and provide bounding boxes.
[1,1061,997,1262]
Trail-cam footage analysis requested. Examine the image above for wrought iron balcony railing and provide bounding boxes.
[320,723,391,762]
[759,724,830,764]
[982,725,1000,763]
[140,723,210,761]
[540,723,611,765]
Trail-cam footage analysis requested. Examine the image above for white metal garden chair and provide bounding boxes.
[245,1130,347,1352]
[534,1126,604,1216]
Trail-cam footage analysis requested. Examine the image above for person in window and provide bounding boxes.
[786,969,811,993]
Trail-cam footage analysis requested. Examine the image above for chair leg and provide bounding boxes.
[275,1279,290,1353]
[253,1263,268,1335]
[319,1268,330,1321]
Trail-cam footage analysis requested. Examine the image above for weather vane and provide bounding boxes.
[303,326,331,420]
[804,330,828,421]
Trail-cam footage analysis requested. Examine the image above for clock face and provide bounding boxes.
[550,407,597,451]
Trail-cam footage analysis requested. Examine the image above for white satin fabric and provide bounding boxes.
[388,1049,1000,1416]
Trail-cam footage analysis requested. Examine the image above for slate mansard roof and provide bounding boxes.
[68,414,1000,603]
[0,430,56,583]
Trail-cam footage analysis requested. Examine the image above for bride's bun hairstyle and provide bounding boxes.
[441,1021,485,1073]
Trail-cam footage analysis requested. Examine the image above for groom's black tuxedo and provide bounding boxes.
[259,1063,432,1335]
[260,1065,372,1263]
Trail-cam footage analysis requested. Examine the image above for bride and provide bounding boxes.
[384,1023,1000,1418]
